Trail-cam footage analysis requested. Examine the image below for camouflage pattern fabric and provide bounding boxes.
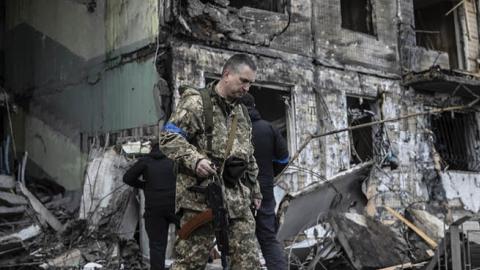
[159,81,262,268]
[159,81,262,218]
[172,210,260,270]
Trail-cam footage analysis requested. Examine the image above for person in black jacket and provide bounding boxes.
[123,143,176,270]
[240,93,289,270]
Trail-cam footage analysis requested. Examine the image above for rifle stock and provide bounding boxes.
[182,176,231,269]
[177,209,213,240]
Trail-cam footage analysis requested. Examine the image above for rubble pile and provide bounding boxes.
[0,147,146,269]
[277,162,480,270]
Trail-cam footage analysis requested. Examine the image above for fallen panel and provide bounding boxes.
[79,148,130,229]
[0,191,28,206]
[407,209,445,243]
[277,162,373,241]
[330,213,408,269]
[117,190,139,240]
[19,182,64,232]
[0,205,26,216]
[0,224,41,256]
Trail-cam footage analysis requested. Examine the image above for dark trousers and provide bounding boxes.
[255,198,287,270]
[144,209,176,270]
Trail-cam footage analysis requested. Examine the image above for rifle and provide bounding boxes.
[178,173,231,269]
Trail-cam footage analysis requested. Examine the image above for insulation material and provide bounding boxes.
[78,148,131,229]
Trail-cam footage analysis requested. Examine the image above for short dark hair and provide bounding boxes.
[239,93,255,108]
[222,54,257,76]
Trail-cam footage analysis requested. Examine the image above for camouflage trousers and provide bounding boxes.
[172,209,261,270]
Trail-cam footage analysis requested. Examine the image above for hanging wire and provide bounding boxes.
[1,87,17,160]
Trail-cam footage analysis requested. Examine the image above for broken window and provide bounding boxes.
[347,96,375,164]
[228,0,287,13]
[430,111,480,171]
[249,85,289,139]
[340,0,375,35]
[413,0,461,69]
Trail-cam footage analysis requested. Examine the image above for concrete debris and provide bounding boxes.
[19,182,64,232]
[0,191,27,206]
[79,148,131,230]
[330,212,409,269]
[83,262,103,270]
[0,175,15,190]
[440,171,480,213]
[277,161,373,241]
[0,224,41,256]
[117,190,139,240]
[2,224,42,242]
[121,140,152,155]
[406,209,445,243]
[0,147,146,269]
[385,206,438,249]
[3,1,480,269]
[0,205,26,216]
[39,248,83,269]
[277,162,448,269]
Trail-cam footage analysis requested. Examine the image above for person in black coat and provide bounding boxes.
[240,93,289,270]
[123,143,177,270]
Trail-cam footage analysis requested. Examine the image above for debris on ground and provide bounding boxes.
[0,146,147,269]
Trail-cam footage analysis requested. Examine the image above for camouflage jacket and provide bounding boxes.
[159,81,262,219]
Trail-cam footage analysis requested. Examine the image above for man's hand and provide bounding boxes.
[196,159,216,178]
[253,198,262,210]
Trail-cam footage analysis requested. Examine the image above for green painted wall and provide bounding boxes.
[37,58,160,133]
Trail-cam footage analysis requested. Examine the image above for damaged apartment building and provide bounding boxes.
[1,0,480,269]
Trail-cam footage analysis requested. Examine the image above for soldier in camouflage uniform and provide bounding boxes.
[159,54,262,270]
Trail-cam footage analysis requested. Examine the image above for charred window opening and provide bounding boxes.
[431,111,480,171]
[249,85,289,139]
[340,0,375,35]
[347,96,375,165]
[228,0,287,13]
[413,0,461,69]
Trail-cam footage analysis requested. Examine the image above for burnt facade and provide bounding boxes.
[1,0,480,265]
[160,0,480,220]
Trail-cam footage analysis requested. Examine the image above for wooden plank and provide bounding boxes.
[384,206,438,249]
[378,261,428,270]
[18,182,64,232]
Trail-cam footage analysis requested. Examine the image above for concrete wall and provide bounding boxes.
[441,171,480,213]
[170,0,313,56]
[25,114,86,190]
[4,0,480,218]
[4,0,163,189]
[314,0,399,74]
[170,43,321,191]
